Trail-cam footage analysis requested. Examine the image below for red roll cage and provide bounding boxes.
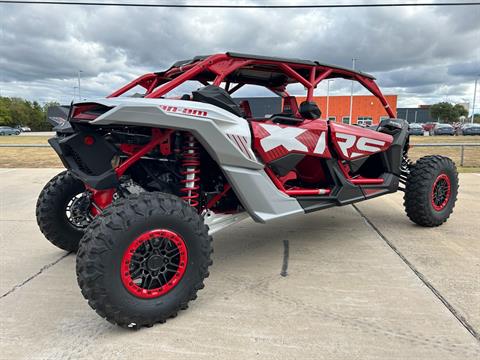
[107,52,395,119]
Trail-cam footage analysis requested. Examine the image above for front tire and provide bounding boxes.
[404,155,458,227]
[36,171,89,252]
[76,192,212,328]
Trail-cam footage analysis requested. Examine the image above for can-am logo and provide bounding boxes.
[160,105,208,117]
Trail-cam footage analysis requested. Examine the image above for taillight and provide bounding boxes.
[83,135,95,145]
[71,103,112,122]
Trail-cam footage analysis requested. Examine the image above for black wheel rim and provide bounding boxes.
[431,174,451,211]
[121,229,188,299]
[65,193,91,228]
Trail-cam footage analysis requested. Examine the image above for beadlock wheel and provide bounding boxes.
[431,174,451,211]
[404,155,458,227]
[121,229,188,299]
[76,192,213,328]
[36,170,88,252]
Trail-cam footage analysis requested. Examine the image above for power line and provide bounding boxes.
[0,1,479,9]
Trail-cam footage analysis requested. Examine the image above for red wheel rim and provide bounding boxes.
[431,174,451,211]
[121,229,188,299]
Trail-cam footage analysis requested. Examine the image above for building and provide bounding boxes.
[398,102,471,124]
[300,95,398,126]
[397,107,434,124]
[235,94,398,125]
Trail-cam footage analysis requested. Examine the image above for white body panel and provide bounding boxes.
[87,97,304,222]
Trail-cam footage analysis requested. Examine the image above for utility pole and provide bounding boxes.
[73,86,78,101]
[77,70,83,100]
[326,79,334,120]
[414,110,418,123]
[471,76,478,123]
[349,58,357,125]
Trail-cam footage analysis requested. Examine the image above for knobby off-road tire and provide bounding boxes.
[76,192,212,329]
[404,155,458,227]
[36,170,87,252]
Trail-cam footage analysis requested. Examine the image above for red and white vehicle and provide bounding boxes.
[36,52,458,328]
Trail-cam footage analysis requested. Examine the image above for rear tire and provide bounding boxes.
[76,192,212,328]
[36,171,88,252]
[404,155,458,227]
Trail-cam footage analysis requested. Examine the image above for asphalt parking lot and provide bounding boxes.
[0,169,479,360]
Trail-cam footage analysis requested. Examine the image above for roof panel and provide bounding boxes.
[227,52,375,79]
[226,52,316,66]
[157,52,375,80]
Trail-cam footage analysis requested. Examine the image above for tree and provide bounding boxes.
[430,102,469,123]
[452,104,468,120]
[430,102,452,122]
[0,98,13,126]
[0,96,53,131]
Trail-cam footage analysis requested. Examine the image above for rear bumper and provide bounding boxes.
[49,133,119,190]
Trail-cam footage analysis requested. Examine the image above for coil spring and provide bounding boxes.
[180,134,200,208]
[401,152,412,174]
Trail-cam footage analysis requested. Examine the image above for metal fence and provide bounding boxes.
[1,142,479,167]
[410,143,480,167]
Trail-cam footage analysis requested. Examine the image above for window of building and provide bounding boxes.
[328,116,336,122]
[357,116,373,126]
[342,116,350,124]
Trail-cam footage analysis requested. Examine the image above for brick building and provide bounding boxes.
[298,95,398,126]
[236,94,398,125]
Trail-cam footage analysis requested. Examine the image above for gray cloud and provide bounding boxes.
[0,1,479,107]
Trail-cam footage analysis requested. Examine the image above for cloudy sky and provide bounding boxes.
[0,0,479,110]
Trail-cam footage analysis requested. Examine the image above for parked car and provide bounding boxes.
[459,123,480,136]
[408,123,424,135]
[422,122,438,133]
[0,126,21,135]
[433,123,454,136]
[15,125,31,132]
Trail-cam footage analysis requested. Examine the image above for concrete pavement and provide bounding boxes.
[0,169,479,359]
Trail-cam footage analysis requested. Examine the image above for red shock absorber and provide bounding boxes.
[180,134,200,208]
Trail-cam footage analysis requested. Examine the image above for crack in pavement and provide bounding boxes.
[0,252,71,299]
[352,203,480,342]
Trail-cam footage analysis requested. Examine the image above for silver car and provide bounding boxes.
[0,126,21,135]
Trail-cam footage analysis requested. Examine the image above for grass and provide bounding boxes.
[0,135,50,144]
[409,135,480,168]
[0,135,479,171]
[0,135,62,167]
[409,135,480,144]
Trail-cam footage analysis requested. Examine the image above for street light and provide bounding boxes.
[77,70,83,100]
[471,75,479,123]
[326,79,334,120]
[349,58,358,125]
